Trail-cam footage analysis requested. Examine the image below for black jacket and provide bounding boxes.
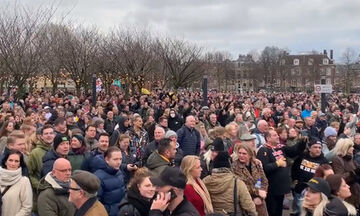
[168,115,183,132]
[144,140,160,164]
[148,197,199,216]
[41,149,60,178]
[292,151,328,193]
[118,190,152,216]
[256,139,306,195]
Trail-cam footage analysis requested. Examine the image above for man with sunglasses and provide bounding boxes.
[37,158,76,216]
[69,170,108,216]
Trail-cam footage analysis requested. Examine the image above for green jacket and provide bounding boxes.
[68,150,90,172]
[37,173,76,216]
[27,140,51,190]
[146,151,172,177]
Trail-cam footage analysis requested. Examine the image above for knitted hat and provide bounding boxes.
[165,130,177,139]
[324,127,337,139]
[71,170,100,195]
[53,134,70,150]
[308,138,322,147]
[213,151,230,168]
[211,138,225,152]
[72,134,85,146]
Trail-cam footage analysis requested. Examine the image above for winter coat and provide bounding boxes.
[253,129,266,148]
[105,118,116,135]
[291,151,328,193]
[26,140,51,190]
[40,149,61,178]
[0,147,29,177]
[232,159,269,216]
[94,162,126,216]
[144,140,160,164]
[0,167,32,216]
[323,196,357,216]
[84,137,99,150]
[74,197,108,216]
[332,155,360,209]
[146,151,172,177]
[200,151,213,179]
[203,168,257,216]
[0,136,7,154]
[68,150,90,172]
[256,139,306,196]
[176,126,201,156]
[118,189,152,216]
[168,115,183,132]
[148,197,199,216]
[81,148,105,172]
[125,127,149,166]
[37,173,76,216]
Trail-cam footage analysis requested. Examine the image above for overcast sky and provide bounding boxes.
[4,0,360,62]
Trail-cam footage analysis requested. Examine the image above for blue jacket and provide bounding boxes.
[176,126,200,156]
[41,149,59,178]
[94,160,126,216]
[81,148,105,173]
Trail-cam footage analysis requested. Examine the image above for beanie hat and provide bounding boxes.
[72,134,85,146]
[308,137,322,147]
[71,170,100,195]
[324,127,337,139]
[53,134,70,150]
[211,138,225,152]
[213,151,230,168]
[326,174,343,196]
[165,130,177,139]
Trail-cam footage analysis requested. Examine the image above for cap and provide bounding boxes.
[150,167,187,189]
[240,134,256,141]
[319,112,326,117]
[308,138,322,147]
[211,138,225,152]
[71,170,100,195]
[165,130,177,139]
[44,106,50,110]
[306,177,331,198]
[213,151,231,168]
[53,134,70,150]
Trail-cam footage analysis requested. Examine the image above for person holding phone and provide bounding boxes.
[149,166,199,216]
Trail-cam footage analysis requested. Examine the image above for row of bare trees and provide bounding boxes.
[0,6,207,97]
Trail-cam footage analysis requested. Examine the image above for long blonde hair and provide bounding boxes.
[180,155,200,181]
[301,193,328,216]
[333,138,354,157]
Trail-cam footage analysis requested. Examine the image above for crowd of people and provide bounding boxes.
[0,89,359,216]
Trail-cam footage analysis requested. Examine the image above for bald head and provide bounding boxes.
[257,120,269,133]
[52,158,72,182]
[185,115,196,129]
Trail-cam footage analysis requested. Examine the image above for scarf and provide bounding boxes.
[72,146,87,155]
[51,173,70,192]
[187,177,214,214]
[0,167,22,186]
[264,142,285,150]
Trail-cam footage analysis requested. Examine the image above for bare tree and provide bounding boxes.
[157,38,205,89]
[0,5,55,96]
[259,46,286,89]
[341,48,358,94]
[56,25,99,96]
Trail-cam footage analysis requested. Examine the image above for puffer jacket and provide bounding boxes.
[81,148,105,172]
[68,149,90,172]
[203,168,257,216]
[146,151,172,177]
[94,161,126,216]
[176,126,201,156]
[37,173,76,216]
[40,149,60,178]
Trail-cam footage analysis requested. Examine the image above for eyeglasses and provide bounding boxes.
[55,168,72,173]
[68,187,81,191]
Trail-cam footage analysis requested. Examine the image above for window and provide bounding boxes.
[323,58,329,65]
[326,68,331,76]
[294,59,299,66]
[308,58,314,65]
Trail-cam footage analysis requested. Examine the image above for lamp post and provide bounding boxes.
[92,74,96,107]
[202,75,208,106]
[321,73,326,113]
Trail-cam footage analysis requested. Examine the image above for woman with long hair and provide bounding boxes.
[1,150,32,216]
[118,168,155,216]
[301,177,331,216]
[232,144,269,216]
[181,155,213,216]
[331,138,360,210]
[0,120,15,153]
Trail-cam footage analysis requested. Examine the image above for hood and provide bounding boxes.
[36,140,51,151]
[42,149,60,164]
[38,172,68,194]
[146,151,170,170]
[204,168,234,194]
[117,117,129,133]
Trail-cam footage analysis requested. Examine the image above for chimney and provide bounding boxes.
[323,49,327,56]
[330,50,333,60]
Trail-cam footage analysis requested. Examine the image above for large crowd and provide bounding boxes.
[0,89,360,216]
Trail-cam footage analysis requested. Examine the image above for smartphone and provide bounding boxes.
[300,130,309,137]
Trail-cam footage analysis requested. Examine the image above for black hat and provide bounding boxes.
[306,177,331,198]
[72,134,85,146]
[211,138,225,152]
[213,151,231,168]
[71,170,100,195]
[150,167,186,189]
[53,134,70,150]
[308,138,322,147]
